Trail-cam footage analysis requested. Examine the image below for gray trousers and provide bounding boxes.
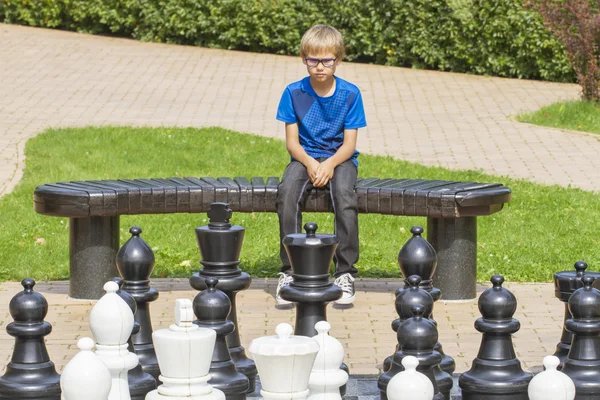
[276,159,359,278]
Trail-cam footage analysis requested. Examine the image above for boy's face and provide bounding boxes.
[302,51,341,84]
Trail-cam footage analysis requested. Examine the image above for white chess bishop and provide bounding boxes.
[386,356,433,400]
[307,321,348,400]
[528,355,575,400]
[60,337,112,400]
[249,323,320,400]
[90,281,140,400]
[145,298,225,400]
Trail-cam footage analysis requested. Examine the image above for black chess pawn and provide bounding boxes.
[553,261,600,368]
[189,203,257,392]
[193,277,249,400]
[561,275,600,399]
[111,277,157,399]
[459,275,532,400]
[116,226,160,381]
[397,226,455,375]
[382,304,445,400]
[378,276,452,400]
[0,278,61,399]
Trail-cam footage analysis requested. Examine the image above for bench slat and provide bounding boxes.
[251,177,266,212]
[265,177,280,212]
[218,177,241,211]
[234,177,253,213]
[184,177,215,211]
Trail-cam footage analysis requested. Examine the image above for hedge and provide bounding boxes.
[0,0,574,82]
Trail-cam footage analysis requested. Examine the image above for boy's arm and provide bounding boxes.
[285,123,321,183]
[312,129,358,188]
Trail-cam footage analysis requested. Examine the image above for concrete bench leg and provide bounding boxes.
[427,216,477,301]
[69,216,120,299]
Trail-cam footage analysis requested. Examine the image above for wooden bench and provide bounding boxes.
[34,177,512,300]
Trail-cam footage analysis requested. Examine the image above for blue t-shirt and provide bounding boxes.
[276,76,367,166]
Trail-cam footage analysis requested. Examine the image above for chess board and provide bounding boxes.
[247,374,463,400]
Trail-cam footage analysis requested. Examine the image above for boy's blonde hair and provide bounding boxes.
[300,25,345,59]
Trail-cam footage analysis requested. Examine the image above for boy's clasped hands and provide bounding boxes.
[307,158,335,187]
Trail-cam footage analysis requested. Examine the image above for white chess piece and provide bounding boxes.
[386,356,433,400]
[307,321,348,400]
[528,355,575,400]
[60,337,112,400]
[146,298,225,400]
[90,281,139,400]
[248,323,320,400]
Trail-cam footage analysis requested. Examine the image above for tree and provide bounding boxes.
[527,0,600,102]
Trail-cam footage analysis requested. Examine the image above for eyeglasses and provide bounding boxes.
[304,57,337,68]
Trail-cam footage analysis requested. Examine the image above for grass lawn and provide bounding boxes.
[1,126,600,283]
[517,100,600,134]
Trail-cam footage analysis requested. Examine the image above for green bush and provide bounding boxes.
[0,0,574,82]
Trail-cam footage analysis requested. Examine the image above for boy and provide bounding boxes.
[275,24,367,305]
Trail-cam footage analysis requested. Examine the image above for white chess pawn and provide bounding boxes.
[307,321,348,400]
[90,281,139,400]
[146,298,225,400]
[249,323,320,400]
[386,356,433,400]
[60,337,112,400]
[528,355,575,400]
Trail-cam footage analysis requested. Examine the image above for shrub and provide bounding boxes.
[527,0,600,101]
[0,0,575,82]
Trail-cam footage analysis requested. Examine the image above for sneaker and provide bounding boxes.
[334,273,356,305]
[275,272,294,305]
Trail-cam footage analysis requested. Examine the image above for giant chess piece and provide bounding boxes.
[279,222,343,336]
[249,323,320,400]
[528,355,575,400]
[380,304,445,400]
[146,298,225,400]
[308,321,349,400]
[553,261,600,368]
[111,277,156,399]
[90,281,139,400]
[116,226,160,380]
[189,203,257,393]
[0,278,61,400]
[193,277,249,400]
[60,337,112,400]
[279,222,348,395]
[459,275,532,400]
[394,226,455,375]
[561,275,600,399]
[387,356,434,400]
[380,275,452,399]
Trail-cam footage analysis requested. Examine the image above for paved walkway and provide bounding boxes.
[0,279,561,375]
[0,23,587,379]
[1,23,599,196]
